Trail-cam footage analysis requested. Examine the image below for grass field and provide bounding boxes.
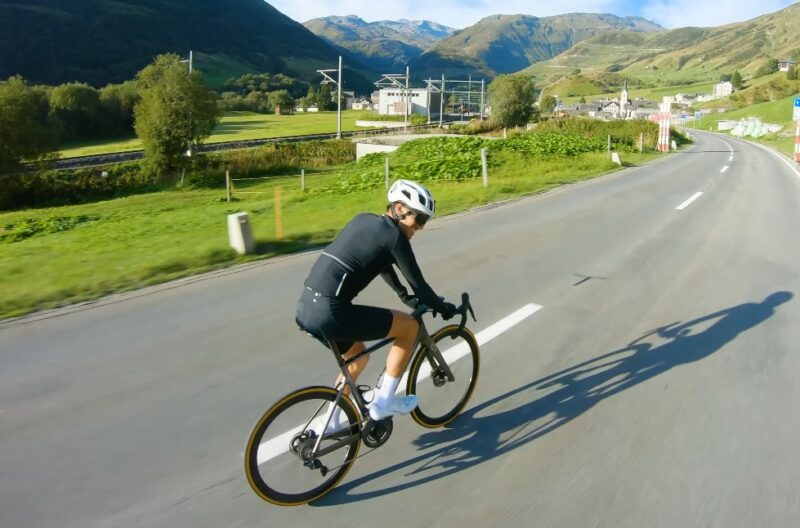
[699,95,797,157]
[0,149,662,319]
[57,110,379,158]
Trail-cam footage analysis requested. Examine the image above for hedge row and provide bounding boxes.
[1,140,355,210]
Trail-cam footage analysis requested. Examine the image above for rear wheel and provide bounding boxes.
[244,386,361,506]
[407,325,480,428]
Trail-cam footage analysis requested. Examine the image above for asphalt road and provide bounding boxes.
[2,131,800,527]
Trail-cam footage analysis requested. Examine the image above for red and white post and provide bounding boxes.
[657,101,672,153]
[794,119,800,163]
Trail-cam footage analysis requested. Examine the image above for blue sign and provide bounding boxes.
[681,113,687,118]
[795,97,800,107]
[695,111,702,118]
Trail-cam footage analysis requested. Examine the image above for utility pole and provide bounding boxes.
[440,75,445,128]
[480,79,485,121]
[317,56,343,139]
[405,66,410,131]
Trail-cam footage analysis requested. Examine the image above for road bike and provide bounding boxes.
[244,293,479,506]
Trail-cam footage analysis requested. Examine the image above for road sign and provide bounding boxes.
[695,111,702,119]
[794,97,800,107]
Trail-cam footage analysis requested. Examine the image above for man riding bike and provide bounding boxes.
[295,179,458,431]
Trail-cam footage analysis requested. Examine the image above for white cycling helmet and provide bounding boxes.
[387,179,436,218]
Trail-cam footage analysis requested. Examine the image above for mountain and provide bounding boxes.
[525,2,800,90]
[410,13,664,80]
[0,0,374,92]
[303,16,455,72]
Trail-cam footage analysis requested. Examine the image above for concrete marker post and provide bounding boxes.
[225,170,231,202]
[385,157,390,188]
[301,169,305,191]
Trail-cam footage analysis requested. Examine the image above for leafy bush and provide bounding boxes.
[492,133,607,157]
[0,140,355,210]
[533,117,660,152]
[314,130,618,195]
[0,162,159,210]
[1,214,99,243]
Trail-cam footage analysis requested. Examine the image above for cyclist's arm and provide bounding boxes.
[390,235,448,313]
[380,265,414,302]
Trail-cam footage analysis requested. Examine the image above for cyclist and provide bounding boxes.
[295,179,458,431]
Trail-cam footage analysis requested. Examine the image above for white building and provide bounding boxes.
[779,59,796,72]
[351,98,373,111]
[378,88,441,118]
[712,81,734,98]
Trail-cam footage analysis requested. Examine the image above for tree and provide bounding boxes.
[267,90,294,112]
[487,74,537,128]
[788,67,799,81]
[0,76,58,174]
[134,54,219,177]
[99,81,139,135]
[48,82,102,140]
[719,73,732,82]
[731,70,744,90]
[540,95,558,113]
[314,84,334,110]
[245,91,272,113]
[579,95,587,103]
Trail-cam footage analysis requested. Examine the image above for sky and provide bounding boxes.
[267,0,797,30]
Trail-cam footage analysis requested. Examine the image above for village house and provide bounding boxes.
[712,81,734,98]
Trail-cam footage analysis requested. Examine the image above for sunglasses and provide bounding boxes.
[412,211,429,227]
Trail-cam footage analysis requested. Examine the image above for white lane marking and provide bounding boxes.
[720,166,729,173]
[728,155,734,162]
[676,192,703,211]
[254,303,543,465]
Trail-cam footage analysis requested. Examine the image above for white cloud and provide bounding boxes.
[638,0,794,29]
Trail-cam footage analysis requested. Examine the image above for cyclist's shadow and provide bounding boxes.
[316,291,792,505]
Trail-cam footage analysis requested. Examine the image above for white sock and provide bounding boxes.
[323,403,343,429]
[374,374,401,407]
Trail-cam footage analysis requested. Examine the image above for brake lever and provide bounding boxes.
[453,292,471,338]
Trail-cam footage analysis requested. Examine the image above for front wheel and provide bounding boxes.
[407,324,480,428]
[244,386,361,506]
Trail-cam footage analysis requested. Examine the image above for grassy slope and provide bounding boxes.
[527,3,800,101]
[58,110,378,158]
[0,150,661,318]
[704,95,798,156]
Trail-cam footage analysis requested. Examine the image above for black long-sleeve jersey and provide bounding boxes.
[303,213,447,312]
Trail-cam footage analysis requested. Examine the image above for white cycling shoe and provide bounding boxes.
[368,395,418,421]
[311,411,351,436]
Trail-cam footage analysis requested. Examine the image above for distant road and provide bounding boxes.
[52,124,443,170]
[4,131,800,527]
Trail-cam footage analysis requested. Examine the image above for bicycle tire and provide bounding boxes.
[244,386,361,506]
[407,324,480,428]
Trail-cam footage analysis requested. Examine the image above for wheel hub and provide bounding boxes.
[432,367,447,387]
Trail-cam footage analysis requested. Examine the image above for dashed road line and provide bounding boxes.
[676,192,703,211]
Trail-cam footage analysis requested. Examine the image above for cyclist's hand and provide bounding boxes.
[439,302,458,320]
[402,295,419,309]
